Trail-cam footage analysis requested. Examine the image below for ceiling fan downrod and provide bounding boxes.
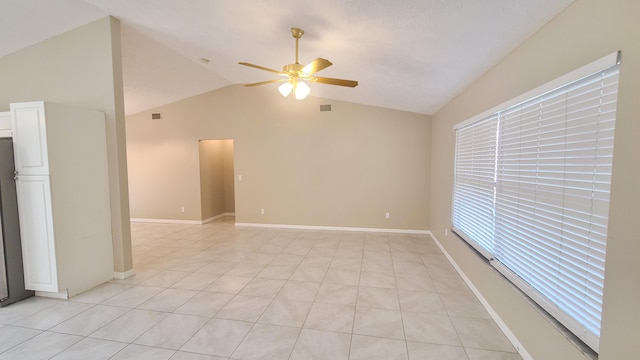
[291,27,304,65]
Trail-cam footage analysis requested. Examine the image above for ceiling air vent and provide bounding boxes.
[151,112,162,120]
[320,104,332,112]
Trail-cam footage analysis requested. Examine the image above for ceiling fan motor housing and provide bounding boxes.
[283,63,305,76]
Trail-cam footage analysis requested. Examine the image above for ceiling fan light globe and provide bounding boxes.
[278,82,294,97]
[295,81,311,100]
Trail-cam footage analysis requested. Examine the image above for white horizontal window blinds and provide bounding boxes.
[451,52,620,352]
[494,66,619,351]
[452,115,498,259]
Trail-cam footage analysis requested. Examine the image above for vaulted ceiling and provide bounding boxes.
[1,0,574,116]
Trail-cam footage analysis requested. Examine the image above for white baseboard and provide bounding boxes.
[130,218,202,225]
[130,213,235,225]
[235,222,429,235]
[428,231,532,360]
[114,268,136,280]
[202,213,235,224]
[35,290,69,300]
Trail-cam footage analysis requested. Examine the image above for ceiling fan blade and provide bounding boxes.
[311,77,359,88]
[302,58,332,75]
[244,79,289,87]
[238,62,285,75]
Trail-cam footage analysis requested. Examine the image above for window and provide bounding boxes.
[452,52,620,352]
[452,114,498,259]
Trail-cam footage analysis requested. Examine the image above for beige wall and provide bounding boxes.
[127,85,431,230]
[223,139,235,214]
[0,17,132,274]
[430,0,640,358]
[199,139,234,220]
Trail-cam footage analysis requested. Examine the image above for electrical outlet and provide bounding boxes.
[181,207,185,213]
[260,208,265,215]
[385,212,390,219]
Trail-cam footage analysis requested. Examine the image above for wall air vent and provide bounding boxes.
[320,104,332,112]
[151,112,162,120]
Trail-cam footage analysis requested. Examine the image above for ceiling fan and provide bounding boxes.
[239,27,358,100]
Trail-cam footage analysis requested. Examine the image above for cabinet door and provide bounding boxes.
[15,175,58,292]
[10,102,49,175]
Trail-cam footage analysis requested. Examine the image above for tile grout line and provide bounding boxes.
[347,234,367,359]
[286,232,319,360]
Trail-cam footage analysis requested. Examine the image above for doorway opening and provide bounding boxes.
[198,139,235,223]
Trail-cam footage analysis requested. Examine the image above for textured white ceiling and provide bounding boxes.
[1,0,574,115]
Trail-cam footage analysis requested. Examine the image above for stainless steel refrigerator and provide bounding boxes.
[0,137,33,306]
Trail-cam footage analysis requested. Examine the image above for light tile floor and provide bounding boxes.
[0,217,522,359]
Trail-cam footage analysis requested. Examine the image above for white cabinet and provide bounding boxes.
[10,101,114,298]
[11,105,49,175]
[14,176,57,292]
